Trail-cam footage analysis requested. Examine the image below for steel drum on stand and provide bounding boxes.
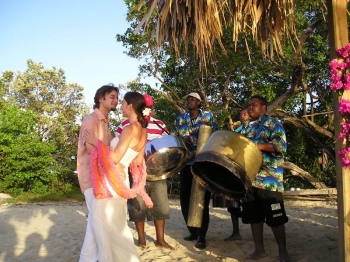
[191,130,263,199]
[144,135,189,181]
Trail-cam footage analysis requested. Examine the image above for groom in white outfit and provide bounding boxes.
[76,84,119,261]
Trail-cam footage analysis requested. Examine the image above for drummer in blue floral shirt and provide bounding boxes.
[172,92,217,250]
[240,95,290,262]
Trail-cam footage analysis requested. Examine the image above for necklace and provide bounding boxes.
[190,117,197,127]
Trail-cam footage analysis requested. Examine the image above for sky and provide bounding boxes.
[0,0,156,105]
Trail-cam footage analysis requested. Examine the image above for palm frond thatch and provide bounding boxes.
[134,0,296,64]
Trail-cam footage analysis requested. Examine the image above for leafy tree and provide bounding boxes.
[1,60,87,192]
[0,104,57,195]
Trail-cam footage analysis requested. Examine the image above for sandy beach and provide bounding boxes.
[0,198,338,262]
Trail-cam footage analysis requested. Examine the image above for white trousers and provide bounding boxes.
[79,188,98,262]
[80,188,140,262]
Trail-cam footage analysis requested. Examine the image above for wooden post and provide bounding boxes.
[327,0,350,261]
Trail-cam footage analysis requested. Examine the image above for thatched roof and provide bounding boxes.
[134,0,297,64]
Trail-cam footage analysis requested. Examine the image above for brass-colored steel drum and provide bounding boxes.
[191,130,262,199]
[187,125,213,228]
[145,135,189,181]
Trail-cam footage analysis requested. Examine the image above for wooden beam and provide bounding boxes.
[284,196,337,201]
[327,1,350,261]
[283,188,337,196]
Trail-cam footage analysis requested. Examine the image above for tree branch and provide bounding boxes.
[283,161,327,189]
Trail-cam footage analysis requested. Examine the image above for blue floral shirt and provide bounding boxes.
[240,115,287,192]
[172,109,218,165]
[234,120,250,134]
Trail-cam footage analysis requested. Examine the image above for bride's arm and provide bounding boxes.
[133,144,146,166]
[84,126,133,165]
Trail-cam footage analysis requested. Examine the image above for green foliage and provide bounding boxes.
[284,122,336,188]
[0,60,88,195]
[167,173,180,197]
[9,187,85,203]
[0,104,58,195]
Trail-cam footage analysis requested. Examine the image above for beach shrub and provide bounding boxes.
[0,104,59,196]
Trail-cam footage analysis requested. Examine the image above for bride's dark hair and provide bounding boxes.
[124,91,148,128]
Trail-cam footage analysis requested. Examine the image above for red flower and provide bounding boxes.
[330,43,350,168]
[338,148,350,168]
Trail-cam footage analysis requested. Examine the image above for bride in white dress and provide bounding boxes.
[84,91,150,262]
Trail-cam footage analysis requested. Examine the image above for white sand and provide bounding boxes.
[0,199,338,262]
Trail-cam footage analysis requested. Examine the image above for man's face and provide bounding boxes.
[240,109,250,122]
[186,96,201,110]
[100,90,118,112]
[248,98,266,119]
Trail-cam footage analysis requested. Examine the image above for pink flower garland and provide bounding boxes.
[330,43,350,168]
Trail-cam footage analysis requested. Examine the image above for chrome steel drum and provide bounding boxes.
[191,130,262,199]
[145,135,189,181]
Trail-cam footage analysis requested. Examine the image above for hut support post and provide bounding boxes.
[327,0,350,261]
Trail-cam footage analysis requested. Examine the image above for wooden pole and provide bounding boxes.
[327,1,350,261]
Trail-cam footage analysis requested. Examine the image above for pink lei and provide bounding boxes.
[89,140,153,208]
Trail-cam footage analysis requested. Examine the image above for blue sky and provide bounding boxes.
[0,0,155,105]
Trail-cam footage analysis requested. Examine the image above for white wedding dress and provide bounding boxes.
[90,136,140,262]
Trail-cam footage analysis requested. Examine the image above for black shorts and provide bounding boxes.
[227,199,242,218]
[241,187,288,227]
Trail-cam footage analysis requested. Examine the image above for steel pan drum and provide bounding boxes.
[191,130,262,199]
[145,135,189,181]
